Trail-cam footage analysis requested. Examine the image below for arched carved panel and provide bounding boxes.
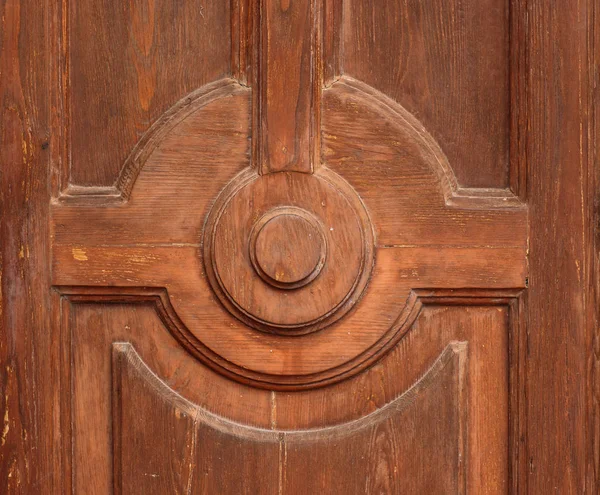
[62,296,515,493]
[51,2,528,492]
[112,341,467,494]
[52,73,527,388]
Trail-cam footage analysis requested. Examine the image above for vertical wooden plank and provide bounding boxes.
[526,0,595,492]
[323,0,343,86]
[231,0,253,85]
[588,0,600,490]
[255,0,321,174]
[0,0,56,492]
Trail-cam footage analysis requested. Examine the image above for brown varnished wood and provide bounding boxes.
[66,303,273,494]
[50,78,526,386]
[589,2,600,490]
[112,344,200,494]
[66,0,230,188]
[66,301,511,492]
[112,343,281,494]
[0,0,58,492]
[282,342,468,494]
[251,207,327,288]
[49,0,528,489]
[3,0,599,493]
[69,300,489,493]
[323,0,343,86]
[114,341,468,495]
[255,0,320,174]
[231,0,254,85]
[343,0,511,190]
[274,302,516,493]
[526,1,598,492]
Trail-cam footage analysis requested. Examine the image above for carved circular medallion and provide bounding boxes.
[250,207,327,289]
[204,168,374,335]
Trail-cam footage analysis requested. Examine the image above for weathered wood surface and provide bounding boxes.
[1,0,598,493]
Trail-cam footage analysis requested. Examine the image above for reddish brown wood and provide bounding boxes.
[250,207,327,288]
[66,0,229,188]
[343,0,511,189]
[255,0,321,174]
[526,1,598,492]
[2,0,599,493]
[231,0,254,85]
[0,0,58,492]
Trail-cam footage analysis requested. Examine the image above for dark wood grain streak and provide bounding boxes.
[342,0,511,190]
[67,0,229,188]
[255,0,321,174]
[0,0,57,492]
[526,1,597,492]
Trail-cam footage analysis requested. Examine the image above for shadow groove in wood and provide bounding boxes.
[111,341,468,493]
[58,286,518,391]
[111,340,467,437]
[54,76,526,210]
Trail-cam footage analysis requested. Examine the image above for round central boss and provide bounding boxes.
[250,207,327,289]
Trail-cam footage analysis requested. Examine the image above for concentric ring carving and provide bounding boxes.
[249,206,328,290]
[203,167,375,335]
[51,76,528,390]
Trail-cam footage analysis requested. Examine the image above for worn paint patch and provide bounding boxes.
[72,247,88,261]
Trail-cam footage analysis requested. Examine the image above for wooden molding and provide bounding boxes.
[202,166,375,335]
[57,286,521,391]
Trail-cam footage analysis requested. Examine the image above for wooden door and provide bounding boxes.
[2,0,598,493]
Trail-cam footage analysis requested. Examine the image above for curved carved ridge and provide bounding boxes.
[202,165,376,335]
[56,78,247,204]
[57,285,520,390]
[112,340,467,437]
[57,76,525,210]
[331,77,525,209]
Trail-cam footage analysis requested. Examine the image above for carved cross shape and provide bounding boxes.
[52,0,527,389]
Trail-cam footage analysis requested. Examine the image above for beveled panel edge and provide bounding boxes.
[54,285,523,391]
[330,77,527,210]
[111,340,466,439]
[54,78,248,205]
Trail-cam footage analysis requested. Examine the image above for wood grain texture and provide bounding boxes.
[112,343,281,495]
[323,0,343,86]
[50,78,527,387]
[0,0,58,492]
[231,0,254,85]
[67,303,274,494]
[3,0,599,492]
[589,1,600,490]
[255,0,320,174]
[67,0,230,187]
[526,1,598,492]
[342,0,510,189]
[65,302,511,493]
[282,342,468,494]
